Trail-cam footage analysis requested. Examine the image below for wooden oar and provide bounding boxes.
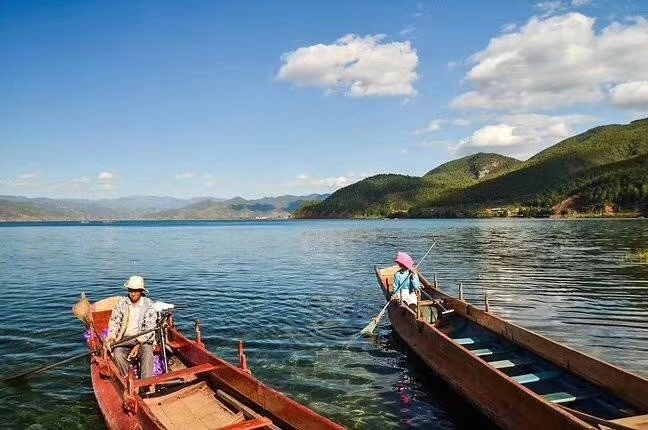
[360,242,437,335]
[0,327,158,383]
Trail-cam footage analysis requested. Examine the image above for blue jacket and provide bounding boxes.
[394,270,421,294]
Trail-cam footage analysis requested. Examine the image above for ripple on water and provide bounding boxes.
[1,219,648,429]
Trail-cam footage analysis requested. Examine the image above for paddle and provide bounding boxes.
[0,327,158,383]
[360,242,437,335]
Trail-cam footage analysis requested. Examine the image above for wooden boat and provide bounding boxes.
[374,264,648,430]
[77,295,344,430]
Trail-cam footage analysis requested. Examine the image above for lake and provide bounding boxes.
[1,219,647,429]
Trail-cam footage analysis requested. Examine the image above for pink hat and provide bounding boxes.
[395,252,414,269]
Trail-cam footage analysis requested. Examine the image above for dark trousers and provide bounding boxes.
[113,339,154,378]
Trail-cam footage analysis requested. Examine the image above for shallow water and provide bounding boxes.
[1,219,647,429]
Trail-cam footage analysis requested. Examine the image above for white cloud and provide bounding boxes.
[400,26,416,36]
[609,81,648,108]
[175,172,195,180]
[67,176,92,193]
[202,174,216,188]
[535,1,565,15]
[450,13,648,111]
[97,171,114,181]
[294,172,370,189]
[471,124,525,148]
[17,173,37,182]
[572,0,591,6]
[422,120,442,133]
[1,174,39,188]
[416,117,472,135]
[0,173,124,197]
[414,118,470,135]
[276,34,419,97]
[96,171,116,192]
[451,113,595,159]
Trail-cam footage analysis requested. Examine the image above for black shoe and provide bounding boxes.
[138,387,154,397]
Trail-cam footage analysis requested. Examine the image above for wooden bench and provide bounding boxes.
[487,356,535,370]
[511,370,560,385]
[454,337,475,345]
[542,390,595,404]
[217,390,280,430]
[134,362,220,389]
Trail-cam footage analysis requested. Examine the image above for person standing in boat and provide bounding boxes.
[394,252,421,312]
[103,275,157,379]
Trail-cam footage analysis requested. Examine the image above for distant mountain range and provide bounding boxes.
[5,117,648,221]
[296,117,648,218]
[0,194,329,222]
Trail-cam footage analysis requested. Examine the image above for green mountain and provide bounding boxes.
[296,153,521,218]
[296,117,648,218]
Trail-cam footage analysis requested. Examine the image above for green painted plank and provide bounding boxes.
[542,391,594,404]
[511,371,560,384]
[543,392,577,404]
[488,357,533,369]
[471,348,494,356]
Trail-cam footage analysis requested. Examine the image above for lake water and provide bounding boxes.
[1,219,647,429]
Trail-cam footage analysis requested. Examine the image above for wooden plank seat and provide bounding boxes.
[217,390,281,430]
[453,337,499,348]
[488,356,535,370]
[511,371,560,385]
[542,391,596,404]
[469,348,495,356]
[134,363,221,389]
[418,300,437,306]
[468,347,514,357]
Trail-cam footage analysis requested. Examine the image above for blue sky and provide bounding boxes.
[1,0,647,200]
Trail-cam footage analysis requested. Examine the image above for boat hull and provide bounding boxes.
[375,265,648,430]
[385,300,588,429]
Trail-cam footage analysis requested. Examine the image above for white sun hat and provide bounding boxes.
[123,275,149,294]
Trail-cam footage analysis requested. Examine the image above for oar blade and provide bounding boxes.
[360,304,388,336]
[360,318,379,336]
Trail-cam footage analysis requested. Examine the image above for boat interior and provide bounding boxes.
[88,298,281,430]
[436,312,642,422]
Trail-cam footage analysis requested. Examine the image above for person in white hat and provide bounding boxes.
[103,275,157,381]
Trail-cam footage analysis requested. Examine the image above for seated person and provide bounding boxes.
[393,252,421,312]
[103,275,157,379]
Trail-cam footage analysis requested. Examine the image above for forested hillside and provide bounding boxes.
[296,118,648,219]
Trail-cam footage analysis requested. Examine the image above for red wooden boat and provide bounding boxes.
[75,295,344,430]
